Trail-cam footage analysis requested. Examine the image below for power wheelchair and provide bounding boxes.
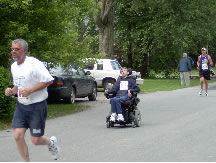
[105,92,141,128]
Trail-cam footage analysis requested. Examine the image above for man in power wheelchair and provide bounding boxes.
[104,67,141,128]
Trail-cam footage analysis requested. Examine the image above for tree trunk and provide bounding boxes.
[98,21,114,59]
[94,0,118,59]
[127,23,133,68]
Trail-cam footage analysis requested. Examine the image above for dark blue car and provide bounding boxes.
[46,63,97,104]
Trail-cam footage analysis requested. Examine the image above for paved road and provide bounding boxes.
[1,82,216,161]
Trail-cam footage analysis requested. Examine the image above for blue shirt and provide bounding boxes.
[178,57,191,72]
[109,76,140,97]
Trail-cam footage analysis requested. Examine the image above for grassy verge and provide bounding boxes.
[0,117,13,130]
[0,103,88,130]
[139,78,213,92]
[47,103,88,119]
[98,78,215,93]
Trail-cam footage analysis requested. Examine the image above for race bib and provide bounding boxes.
[202,59,208,70]
[18,88,31,105]
[120,81,128,90]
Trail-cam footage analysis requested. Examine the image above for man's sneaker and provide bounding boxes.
[110,113,117,122]
[205,93,208,96]
[117,114,124,121]
[48,136,60,160]
[199,89,203,95]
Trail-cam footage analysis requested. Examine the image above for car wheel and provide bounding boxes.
[103,79,115,90]
[66,87,76,104]
[88,84,97,101]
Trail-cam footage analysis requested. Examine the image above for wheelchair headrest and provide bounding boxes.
[128,68,132,75]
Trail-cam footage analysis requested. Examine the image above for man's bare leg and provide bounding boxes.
[205,79,208,93]
[14,128,30,162]
[31,136,51,146]
[199,77,204,95]
[200,77,204,90]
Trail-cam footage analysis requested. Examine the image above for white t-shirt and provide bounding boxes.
[11,56,54,105]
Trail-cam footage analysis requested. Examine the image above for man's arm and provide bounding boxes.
[19,81,53,97]
[132,84,140,93]
[109,78,121,94]
[208,55,214,67]
[129,79,140,93]
[197,56,201,69]
[5,86,18,96]
[187,59,192,71]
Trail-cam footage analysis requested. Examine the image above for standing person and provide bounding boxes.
[197,47,213,96]
[5,39,60,161]
[188,55,194,67]
[188,55,194,77]
[178,53,192,86]
[104,67,140,122]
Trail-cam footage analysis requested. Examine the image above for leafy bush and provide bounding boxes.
[147,69,180,79]
[0,66,15,118]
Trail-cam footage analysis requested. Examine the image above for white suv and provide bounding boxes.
[84,59,144,89]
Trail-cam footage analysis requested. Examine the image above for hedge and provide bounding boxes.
[0,66,15,118]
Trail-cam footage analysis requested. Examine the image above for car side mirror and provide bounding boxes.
[85,71,91,75]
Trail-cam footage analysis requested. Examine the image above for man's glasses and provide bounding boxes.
[11,48,20,51]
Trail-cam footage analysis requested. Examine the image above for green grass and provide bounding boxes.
[97,88,104,92]
[191,69,199,75]
[47,103,88,119]
[149,67,216,78]
[139,78,214,92]
[98,77,213,93]
[0,118,13,130]
[0,103,89,131]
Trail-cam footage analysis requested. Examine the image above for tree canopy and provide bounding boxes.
[1,0,216,77]
[114,0,216,76]
[0,0,96,67]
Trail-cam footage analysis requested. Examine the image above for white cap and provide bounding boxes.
[201,47,206,51]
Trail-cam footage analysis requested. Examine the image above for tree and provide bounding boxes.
[114,0,216,77]
[94,0,119,59]
[0,0,96,68]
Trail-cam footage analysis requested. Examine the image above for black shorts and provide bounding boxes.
[12,100,47,137]
[199,71,211,80]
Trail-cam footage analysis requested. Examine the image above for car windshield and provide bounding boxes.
[111,60,121,70]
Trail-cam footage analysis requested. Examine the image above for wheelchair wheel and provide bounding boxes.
[106,121,110,128]
[106,120,114,128]
[135,110,141,127]
[131,121,136,128]
[110,121,114,127]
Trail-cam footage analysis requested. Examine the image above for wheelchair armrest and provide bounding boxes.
[104,93,109,99]
[104,93,115,99]
[122,95,140,106]
[131,91,138,97]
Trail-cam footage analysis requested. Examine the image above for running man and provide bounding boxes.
[5,39,60,161]
[197,47,213,96]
